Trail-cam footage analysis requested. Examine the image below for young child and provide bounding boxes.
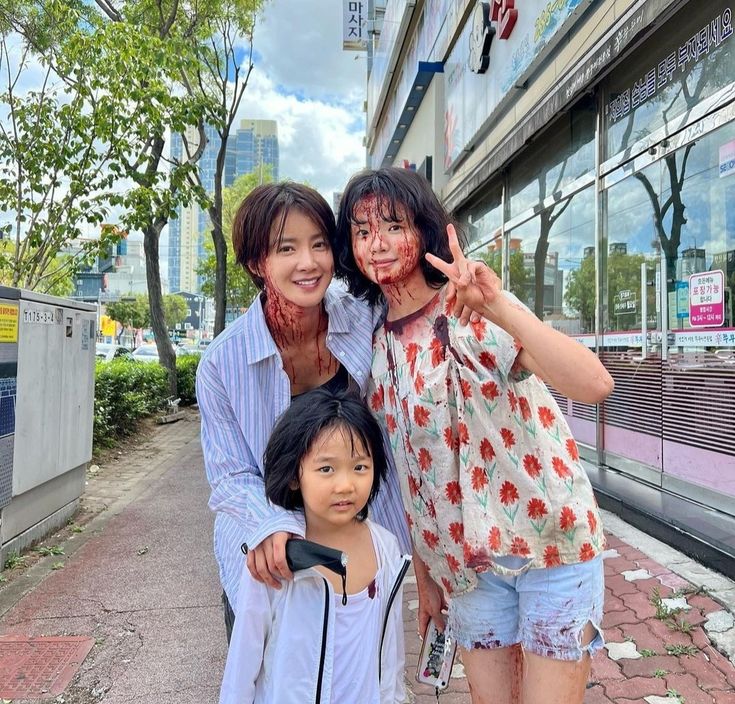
[219,388,411,704]
[335,168,615,704]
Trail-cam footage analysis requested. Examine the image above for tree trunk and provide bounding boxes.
[144,219,177,396]
[534,212,551,319]
[209,128,230,337]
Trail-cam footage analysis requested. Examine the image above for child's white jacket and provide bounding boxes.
[219,520,411,704]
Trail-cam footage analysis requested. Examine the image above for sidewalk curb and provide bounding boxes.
[0,422,201,623]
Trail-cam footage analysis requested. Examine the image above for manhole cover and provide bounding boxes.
[0,635,95,699]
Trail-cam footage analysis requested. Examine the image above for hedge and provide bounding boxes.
[93,354,200,450]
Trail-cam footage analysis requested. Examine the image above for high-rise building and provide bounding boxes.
[167,120,279,293]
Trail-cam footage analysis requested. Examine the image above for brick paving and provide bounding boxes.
[1,411,733,703]
[402,528,735,703]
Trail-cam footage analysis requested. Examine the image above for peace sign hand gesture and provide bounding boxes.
[426,224,503,321]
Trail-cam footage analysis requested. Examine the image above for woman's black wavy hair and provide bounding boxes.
[264,388,388,521]
[335,167,466,306]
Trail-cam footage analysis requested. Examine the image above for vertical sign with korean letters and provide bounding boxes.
[343,1,366,51]
[689,270,725,327]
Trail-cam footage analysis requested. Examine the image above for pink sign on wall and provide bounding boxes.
[689,270,725,327]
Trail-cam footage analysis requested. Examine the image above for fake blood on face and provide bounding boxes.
[350,196,432,316]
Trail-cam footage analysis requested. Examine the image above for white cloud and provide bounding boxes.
[233,0,368,200]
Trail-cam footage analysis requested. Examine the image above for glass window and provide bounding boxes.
[464,183,504,278]
[507,185,596,334]
[605,1,734,159]
[509,95,596,219]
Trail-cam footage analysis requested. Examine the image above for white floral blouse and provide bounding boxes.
[369,287,604,597]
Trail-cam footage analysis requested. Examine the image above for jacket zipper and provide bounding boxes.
[314,578,330,703]
[378,558,412,682]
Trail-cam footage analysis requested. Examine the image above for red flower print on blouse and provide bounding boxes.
[369,386,384,411]
[446,553,461,573]
[385,414,397,434]
[566,438,580,461]
[507,389,518,413]
[427,499,437,519]
[552,456,572,479]
[441,577,454,595]
[499,481,519,505]
[526,498,548,520]
[471,466,488,492]
[443,426,459,452]
[488,526,501,551]
[445,481,462,505]
[500,427,515,450]
[414,372,425,395]
[388,385,396,407]
[459,378,473,399]
[463,356,477,373]
[522,454,542,479]
[406,342,420,368]
[413,405,430,427]
[479,351,497,370]
[423,530,440,550]
[579,543,596,562]
[449,522,464,544]
[407,475,420,498]
[405,512,413,530]
[480,438,496,462]
[458,422,470,445]
[518,396,531,421]
[538,406,556,428]
[417,447,433,472]
[470,317,486,342]
[559,506,577,531]
[587,510,597,534]
[543,545,562,568]
[430,337,444,367]
[481,380,500,401]
[510,536,531,557]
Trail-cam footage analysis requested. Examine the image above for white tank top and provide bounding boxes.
[330,572,384,703]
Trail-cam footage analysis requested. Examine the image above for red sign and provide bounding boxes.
[491,0,518,40]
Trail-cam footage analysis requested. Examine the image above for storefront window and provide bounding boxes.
[509,95,596,219]
[605,0,734,160]
[465,183,503,279]
[507,186,595,334]
[603,120,735,336]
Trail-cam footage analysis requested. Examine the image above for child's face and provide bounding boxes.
[350,195,421,286]
[257,208,334,308]
[296,425,374,531]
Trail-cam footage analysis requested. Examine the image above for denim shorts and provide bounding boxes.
[447,555,605,661]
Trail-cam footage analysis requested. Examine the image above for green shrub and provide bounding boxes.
[176,354,200,406]
[94,359,168,449]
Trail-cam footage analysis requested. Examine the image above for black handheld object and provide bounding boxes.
[241,538,349,604]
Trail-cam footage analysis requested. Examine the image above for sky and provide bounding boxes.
[241,0,368,200]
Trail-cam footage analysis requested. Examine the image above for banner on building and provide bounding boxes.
[343,1,367,51]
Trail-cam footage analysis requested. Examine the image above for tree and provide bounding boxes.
[163,294,188,330]
[107,293,188,341]
[196,171,266,313]
[480,246,528,304]
[181,0,263,336]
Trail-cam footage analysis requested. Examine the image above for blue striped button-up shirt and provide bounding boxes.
[196,286,410,607]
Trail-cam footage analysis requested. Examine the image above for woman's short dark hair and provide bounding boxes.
[232,182,337,290]
[264,389,388,521]
[335,167,466,305]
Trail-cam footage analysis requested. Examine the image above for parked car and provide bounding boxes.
[96,343,133,363]
[131,344,161,363]
[132,343,196,363]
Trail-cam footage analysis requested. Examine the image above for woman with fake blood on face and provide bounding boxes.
[334,168,615,704]
[196,182,409,644]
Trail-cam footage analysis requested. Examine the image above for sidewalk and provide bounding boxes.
[0,414,734,703]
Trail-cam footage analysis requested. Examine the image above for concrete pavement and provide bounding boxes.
[0,412,734,703]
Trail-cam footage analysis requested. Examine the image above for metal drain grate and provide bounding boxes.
[0,635,95,699]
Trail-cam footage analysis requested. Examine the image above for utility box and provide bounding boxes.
[0,288,96,564]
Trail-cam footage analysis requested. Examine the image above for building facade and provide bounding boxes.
[167,120,279,294]
[366,0,735,572]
